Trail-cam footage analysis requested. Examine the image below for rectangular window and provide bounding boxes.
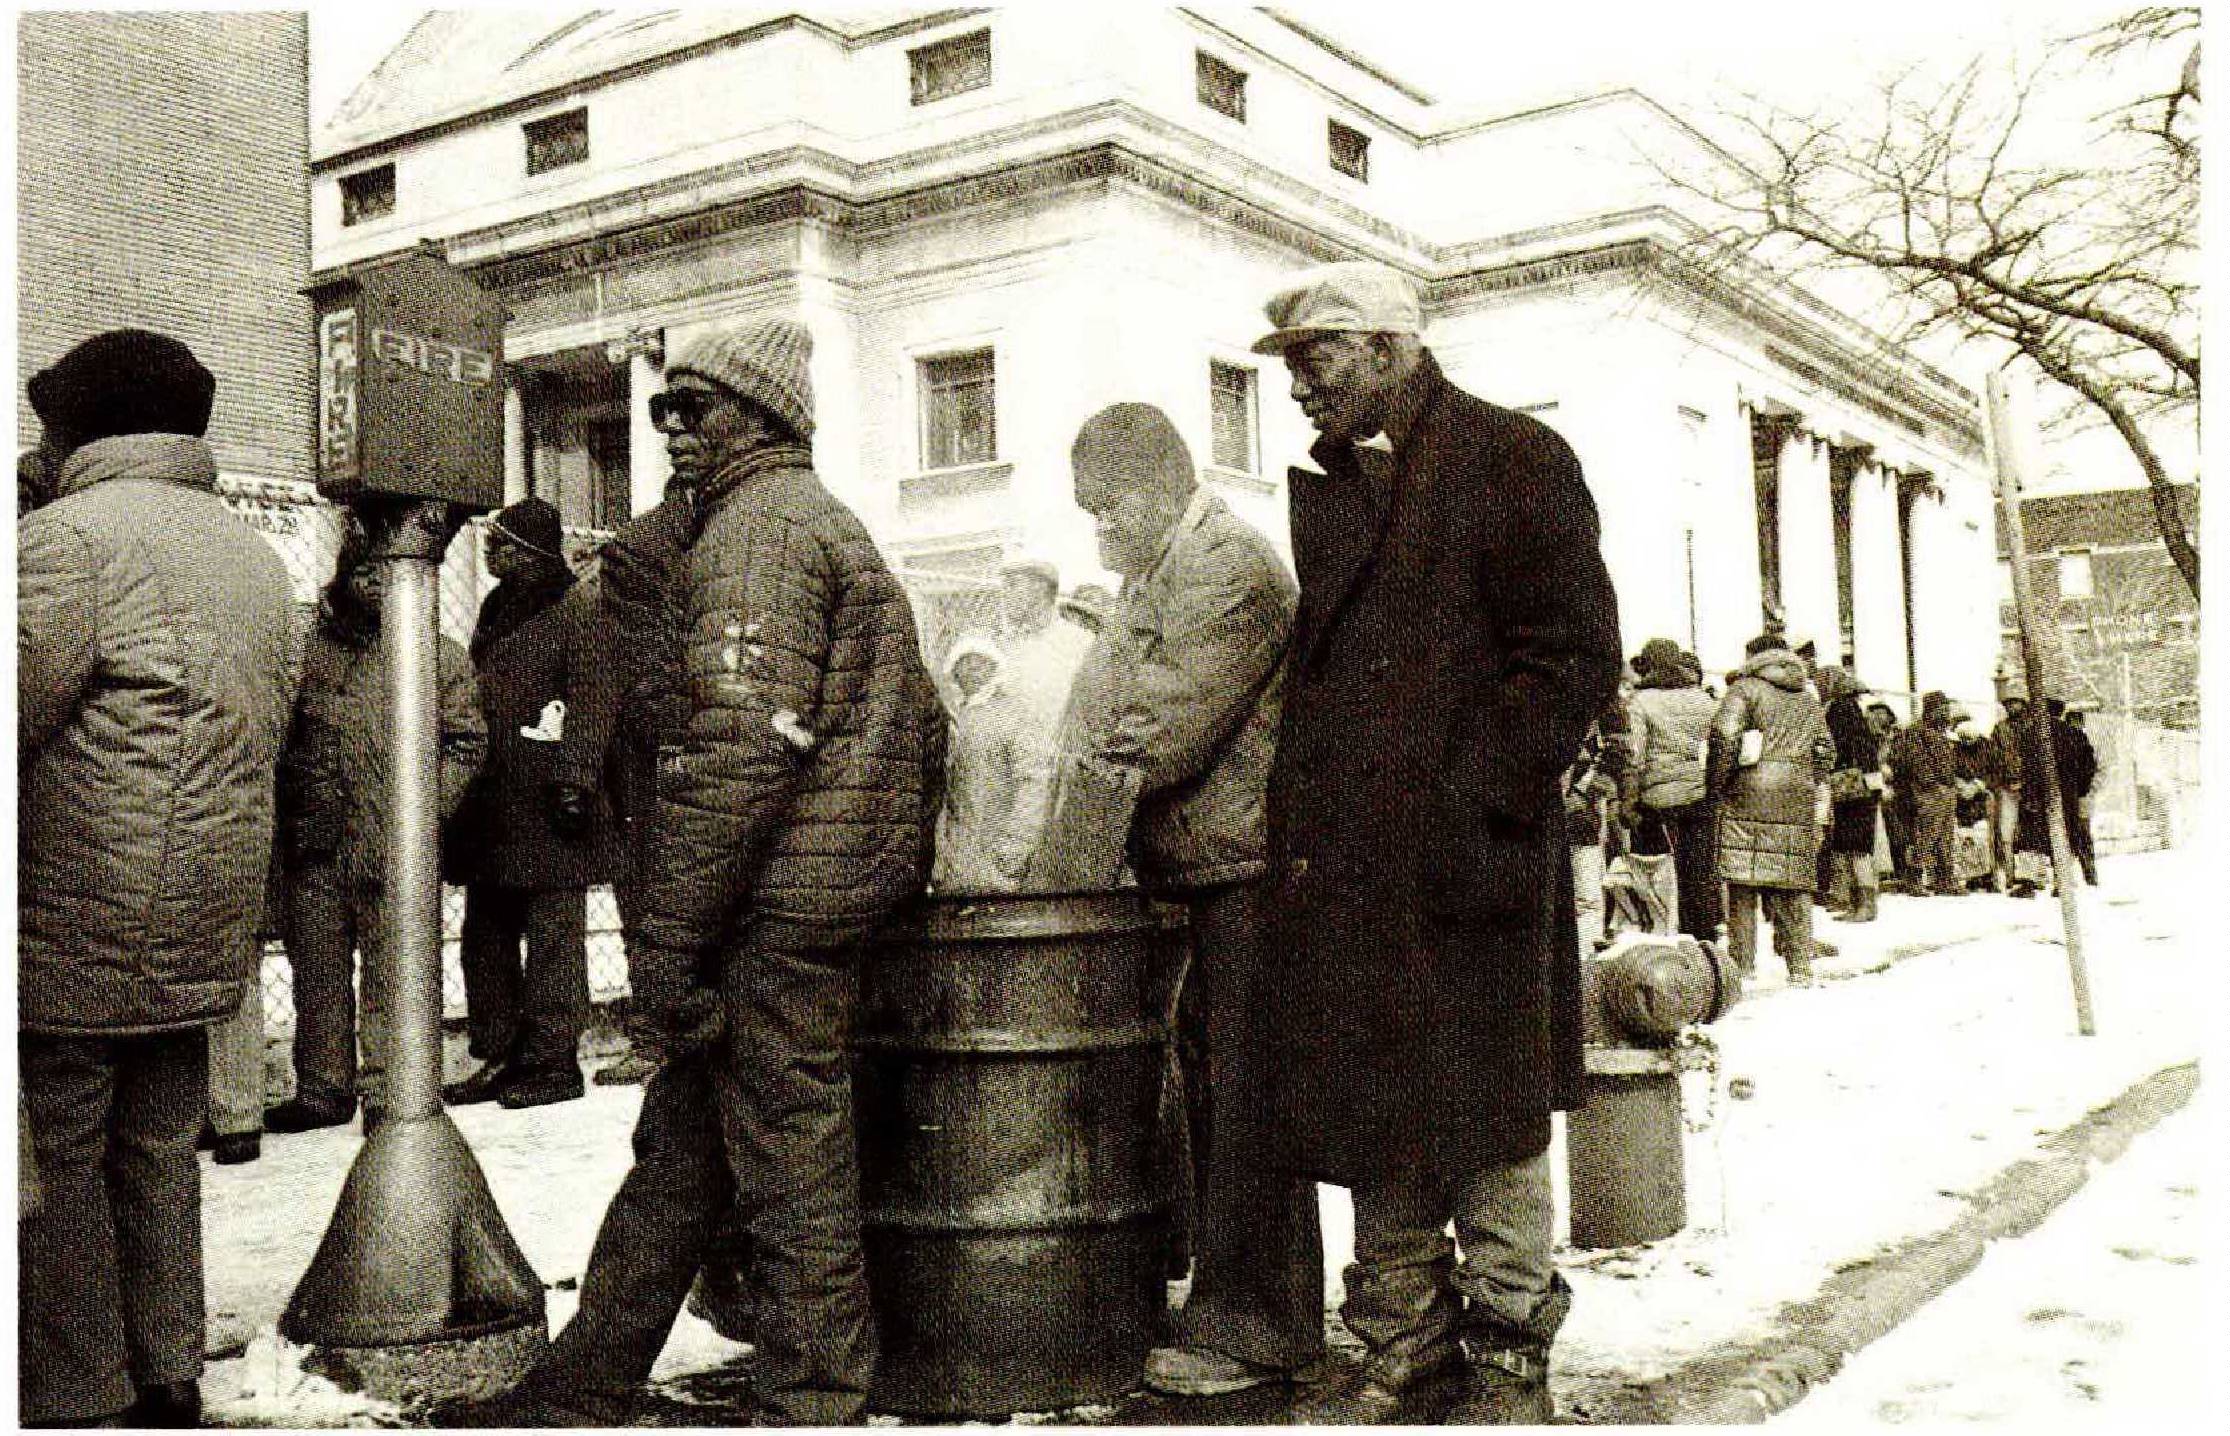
[2058,548,2095,600]
[920,350,997,470]
[1328,119,1370,181]
[340,164,395,227]
[524,108,589,175]
[1196,51,1247,121]
[1209,361,1257,472]
[909,29,991,105]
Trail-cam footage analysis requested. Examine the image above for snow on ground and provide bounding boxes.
[1772,1081,2215,1428]
[197,850,2199,1423]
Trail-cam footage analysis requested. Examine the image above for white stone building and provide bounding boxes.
[314,7,2003,710]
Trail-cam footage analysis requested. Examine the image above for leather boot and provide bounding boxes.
[1446,1275,1570,1424]
[1289,1345,1461,1424]
[442,1061,512,1107]
[122,1380,201,1429]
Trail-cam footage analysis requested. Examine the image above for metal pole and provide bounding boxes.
[382,548,444,1121]
[1985,372,2095,1036]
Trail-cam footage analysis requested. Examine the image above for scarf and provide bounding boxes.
[471,558,576,664]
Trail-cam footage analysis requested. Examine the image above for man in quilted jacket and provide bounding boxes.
[492,319,946,1427]
[17,330,294,1427]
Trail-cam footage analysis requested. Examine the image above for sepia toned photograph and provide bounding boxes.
[10,2,2211,1427]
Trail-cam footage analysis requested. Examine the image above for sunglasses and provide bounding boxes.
[648,388,720,430]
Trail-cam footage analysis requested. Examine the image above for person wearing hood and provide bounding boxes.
[1885,691,1961,895]
[1707,637,1835,983]
[1816,665,1884,922]
[1621,637,1723,943]
[443,497,623,1113]
[932,633,1050,892]
[17,329,295,1427]
[263,520,487,1135]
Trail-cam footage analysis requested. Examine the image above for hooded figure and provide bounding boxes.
[1886,691,1961,893]
[931,634,1050,892]
[1816,665,1884,919]
[1620,638,1724,944]
[1708,642,1834,982]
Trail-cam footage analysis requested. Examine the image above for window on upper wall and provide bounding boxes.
[1209,361,1258,472]
[1196,51,1247,122]
[2058,548,2095,600]
[340,164,396,226]
[1328,119,1370,181]
[524,108,589,175]
[910,29,991,105]
[920,350,997,470]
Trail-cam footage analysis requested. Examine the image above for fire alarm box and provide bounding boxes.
[308,243,507,508]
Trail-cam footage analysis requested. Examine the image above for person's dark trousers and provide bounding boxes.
[525,928,874,1425]
[1910,787,1959,895]
[283,857,391,1111]
[1635,802,1722,944]
[460,883,590,1072]
[1724,884,1815,980]
[2066,801,2100,886]
[1167,879,1326,1370]
[18,1030,208,1425]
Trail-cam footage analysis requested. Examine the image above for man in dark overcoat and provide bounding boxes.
[1251,262,1622,1425]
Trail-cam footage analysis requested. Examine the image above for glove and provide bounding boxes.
[545,782,594,841]
[624,986,726,1069]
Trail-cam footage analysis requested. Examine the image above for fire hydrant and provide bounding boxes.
[1566,934,1739,1249]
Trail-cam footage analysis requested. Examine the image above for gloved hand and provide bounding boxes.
[545,782,594,841]
[625,957,725,1068]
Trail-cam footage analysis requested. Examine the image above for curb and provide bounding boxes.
[1583,1060,2200,1425]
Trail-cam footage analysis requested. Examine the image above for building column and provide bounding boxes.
[619,331,669,517]
[1778,427,1840,655]
[503,375,531,505]
[1849,458,1908,693]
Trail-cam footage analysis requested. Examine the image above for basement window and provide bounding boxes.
[340,164,396,226]
[1196,51,1248,122]
[525,108,590,175]
[1328,119,1371,181]
[910,29,992,106]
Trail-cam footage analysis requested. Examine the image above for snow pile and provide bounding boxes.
[206,1330,401,1428]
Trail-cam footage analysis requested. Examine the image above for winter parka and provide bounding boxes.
[627,443,947,977]
[457,570,623,890]
[588,492,696,891]
[17,434,294,1034]
[1708,647,1834,889]
[1103,488,1296,894]
[1624,676,1717,813]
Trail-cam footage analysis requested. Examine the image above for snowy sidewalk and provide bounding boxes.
[193,849,2201,1425]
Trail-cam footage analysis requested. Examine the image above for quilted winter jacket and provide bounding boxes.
[1623,680,1717,812]
[628,444,947,973]
[589,492,696,885]
[17,434,293,1034]
[1707,647,1834,889]
[1107,489,1296,893]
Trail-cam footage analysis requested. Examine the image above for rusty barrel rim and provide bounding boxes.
[882,888,1186,944]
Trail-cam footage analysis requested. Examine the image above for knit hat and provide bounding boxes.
[487,496,565,559]
[1631,637,1685,681]
[28,329,215,442]
[666,319,815,440]
[1070,402,1197,513]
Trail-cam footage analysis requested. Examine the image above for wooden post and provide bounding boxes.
[1985,372,2095,1036]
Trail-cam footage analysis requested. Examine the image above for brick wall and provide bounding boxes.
[17,11,311,484]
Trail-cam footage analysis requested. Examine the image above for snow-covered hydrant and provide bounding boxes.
[1566,934,1739,1249]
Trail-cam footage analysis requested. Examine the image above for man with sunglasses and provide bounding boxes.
[488,318,945,1427]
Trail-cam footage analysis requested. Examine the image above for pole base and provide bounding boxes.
[315,1320,549,1408]
[282,1112,547,1352]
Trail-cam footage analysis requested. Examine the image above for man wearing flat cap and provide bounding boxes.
[1067,403,1322,1398]
[18,329,295,1426]
[492,317,946,1426]
[1251,263,1622,1423]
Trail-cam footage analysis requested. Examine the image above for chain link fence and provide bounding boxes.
[220,480,629,1045]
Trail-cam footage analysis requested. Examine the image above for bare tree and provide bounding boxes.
[1663,7,2199,596]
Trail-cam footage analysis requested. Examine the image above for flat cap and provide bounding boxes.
[1251,261,1422,356]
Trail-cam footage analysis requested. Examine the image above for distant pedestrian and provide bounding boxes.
[932,635,1049,892]
[444,498,622,1113]
[2018,698,2100,890]
[1885,692,1961,895]
[17,329,294,1427]
[264,523,487,1134]
[1987,695,2030,890]
[1708,637,1835,984]
[1566,707,1628,953]
[1621,637,1723,943]
[2057,704,2100,886]
[1816,666,1883,922]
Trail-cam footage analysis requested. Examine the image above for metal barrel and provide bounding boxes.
[855,890,1181,1418]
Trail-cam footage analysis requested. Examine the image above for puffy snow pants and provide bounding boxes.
[17,1030,208,1424]
[531,928,873,1425]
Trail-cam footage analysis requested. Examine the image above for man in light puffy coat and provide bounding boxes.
[493,319,946,1427]
[1621,637,1722,944]
[1068,403,1323,1400]
[1707,637,1835,984]
[17,330,294,1427]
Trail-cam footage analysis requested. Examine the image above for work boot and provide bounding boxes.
[592,1048,659,1086]
[1446,1337,1554,1425]
[122,1380,201,1429]
[443,1061,512,1107]
[211,1131,262,1165]
[1145,1344,1323,1397]
[499,1066,585,1110]
[264,1090,355,1133]
[1849,887,1879,923]
[1289,1346,1460,1424]
[686,1265,757,1346]
[453,1373,628,1428]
